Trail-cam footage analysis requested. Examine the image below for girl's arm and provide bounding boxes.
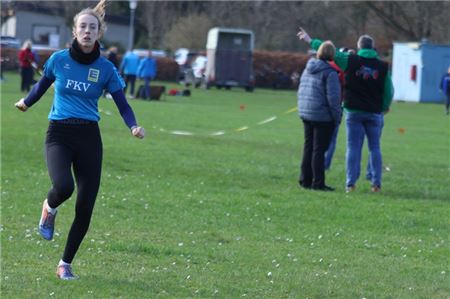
[15,76,55,111]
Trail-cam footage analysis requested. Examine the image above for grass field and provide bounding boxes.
[1,72,449,298]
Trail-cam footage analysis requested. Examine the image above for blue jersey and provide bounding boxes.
[44,49,125,121]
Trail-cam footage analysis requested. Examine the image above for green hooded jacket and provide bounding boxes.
[311,38,394,112]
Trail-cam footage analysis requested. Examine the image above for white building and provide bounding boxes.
[392,41,450,103]
[1,2,130,49]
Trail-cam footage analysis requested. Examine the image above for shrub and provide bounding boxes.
[253,50,309,89]
[154,57,179,81]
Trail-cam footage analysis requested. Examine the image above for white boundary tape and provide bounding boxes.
[101,107,297,137]
[257,116,277,125]
[158,106,297,137]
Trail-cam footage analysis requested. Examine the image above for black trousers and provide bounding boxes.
[45,120,102,263]
[299,119,335,189]
[124,74,137,96]
[20,67,34,92]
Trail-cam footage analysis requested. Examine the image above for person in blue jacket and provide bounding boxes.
[119,49,140,98]
[440,66,450,115]
[137,51,157,100]
[15,0,145,280]
[297,27,393,193]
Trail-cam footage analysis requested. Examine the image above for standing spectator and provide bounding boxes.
[104,46,119,97]
[106,46,119,68]
[14,0,145,280]
[297,28,394,193]
[119,50,140,98]
[0,47,6,82]
[297,41,342,191]
[137,50,157,100]
[324,58,345,170]
[18,40,35,92]
[440,66,450,115]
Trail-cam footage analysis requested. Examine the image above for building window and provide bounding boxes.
[32,25,58,45]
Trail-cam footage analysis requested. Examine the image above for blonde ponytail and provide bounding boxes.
[73,0,108,38]
[93,0,107,20]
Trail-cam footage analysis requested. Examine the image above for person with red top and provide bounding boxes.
[18,40,35,92]
[324,51,346,170]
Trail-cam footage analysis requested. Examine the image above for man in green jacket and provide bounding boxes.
[297,28,394,193]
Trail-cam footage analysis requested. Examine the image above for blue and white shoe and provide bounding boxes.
[56,264,78,280]
[39,199,57,240]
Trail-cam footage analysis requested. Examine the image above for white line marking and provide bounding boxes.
[210,131,226,136]
[257,116,277,125]
[171,130,194,136]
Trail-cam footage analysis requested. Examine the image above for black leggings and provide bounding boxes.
[45,120,102,263]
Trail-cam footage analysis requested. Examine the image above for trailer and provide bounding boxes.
[204,27,255,91]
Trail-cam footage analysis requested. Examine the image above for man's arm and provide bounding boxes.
[382,72,394,113]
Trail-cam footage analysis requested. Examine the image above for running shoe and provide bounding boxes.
[56,264,78,280]
[39,199,57,240]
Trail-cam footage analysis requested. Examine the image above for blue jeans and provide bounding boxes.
[324,125,340,170]
[366,114,385,180]
[345,111,384,188]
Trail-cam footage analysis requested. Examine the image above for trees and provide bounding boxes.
[136,1,448,53]
[11,1,448,53]
[164,14,213,51]
[364,1,450,42]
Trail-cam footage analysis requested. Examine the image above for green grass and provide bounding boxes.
[1,72,449,298]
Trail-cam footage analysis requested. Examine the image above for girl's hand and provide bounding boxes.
[131,126,145,139]
[15,98,28,112]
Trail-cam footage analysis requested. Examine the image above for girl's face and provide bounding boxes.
[74,14,99,50]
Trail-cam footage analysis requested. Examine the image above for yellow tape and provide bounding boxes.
[235,126,249,132]
[284,107,297,114]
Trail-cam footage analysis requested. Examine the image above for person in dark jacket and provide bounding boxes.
[440,66,450,115]
[297,41,342,191]
[106,46,119,68]
[297,28,394,193]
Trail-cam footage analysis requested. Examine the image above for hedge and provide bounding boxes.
[2,48,311,89]
[253,50,309,89]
